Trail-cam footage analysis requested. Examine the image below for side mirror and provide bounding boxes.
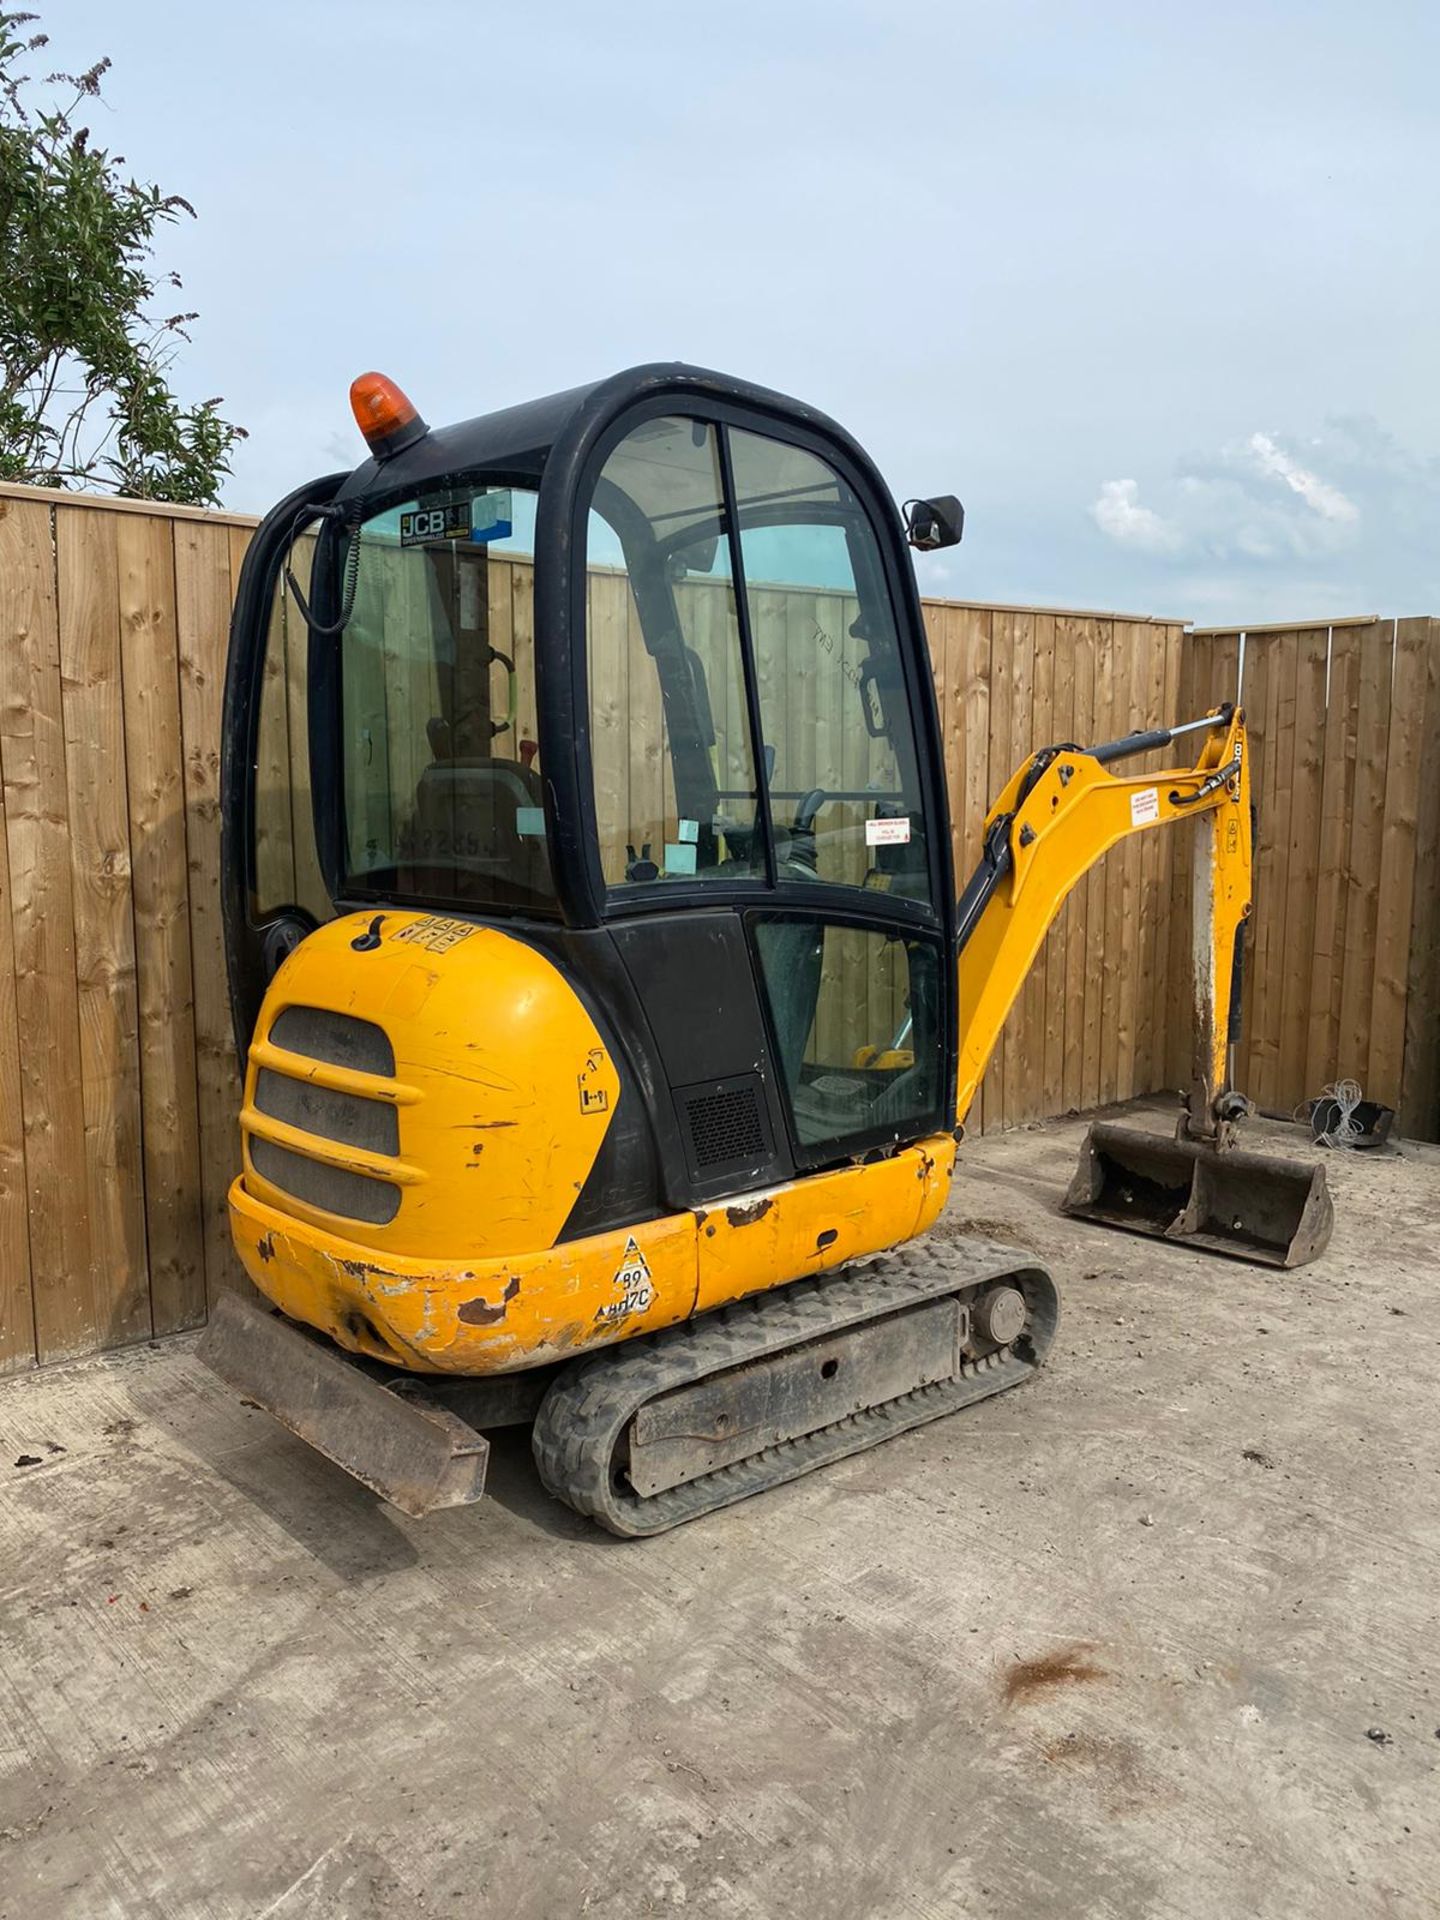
[903,495,964,552]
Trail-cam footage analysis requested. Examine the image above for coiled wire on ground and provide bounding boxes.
[1305,1078,1365,1148]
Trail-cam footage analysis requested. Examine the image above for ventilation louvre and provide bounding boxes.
[674,1073,773,1180]
[249,1135,400,1227]
[254,1067,399,1158]
[269,1005,395,1077]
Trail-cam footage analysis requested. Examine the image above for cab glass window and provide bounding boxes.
[252,527,334,927]
[338,484,555,912]
[752,919,944,1149]
[586,418,761,888]
[730,430,932,907]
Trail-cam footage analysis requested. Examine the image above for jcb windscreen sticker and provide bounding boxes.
[389,915,478,953]
[1130,787,1161,826]
[400,501,470,545]
[596,1236,654,1321]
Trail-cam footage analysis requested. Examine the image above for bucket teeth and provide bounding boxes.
[1062,1122,1334,1269]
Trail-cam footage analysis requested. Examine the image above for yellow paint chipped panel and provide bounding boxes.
[694,1134,955,1315]
[230,1133,957,1376]
[231,1177,696,1374]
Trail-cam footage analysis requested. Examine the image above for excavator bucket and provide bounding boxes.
[1062,1122,1334,1269]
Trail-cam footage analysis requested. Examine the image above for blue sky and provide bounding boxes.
[38,0,1440,624]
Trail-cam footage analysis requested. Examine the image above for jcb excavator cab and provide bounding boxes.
[224,365,963,1258]
[208,362,1328,1533]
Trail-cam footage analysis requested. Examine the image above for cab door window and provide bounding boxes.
[752,918,944,1152]
[586,417,761,888]
[729,429,932,907]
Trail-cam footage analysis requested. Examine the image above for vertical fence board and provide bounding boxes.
[56,508,151,1346]
[1017,612,1055,1124]
[1240,633,1282,1102]
[1304,630,1360,1095]
[1062,618,1096,1113]
[1399,622,1440,1137]
[1094,620,1124,1107]
[1276,630,1329,1107]
[0,497,97,1361]
[1144,625,1175,1098]
[1335,627,1394,1088]
[1112,623,1145,1101]
[117,514,207,1336]
[1041,614,1072,1117]
[1000,612,1034,1126]
[1368,619,1428,1106]
[176,518,248,1303]
[0,773,34,1371]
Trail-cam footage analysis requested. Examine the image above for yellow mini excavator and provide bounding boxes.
[199,363,1333,1533]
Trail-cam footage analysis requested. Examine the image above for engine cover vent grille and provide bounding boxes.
[254,1068,399,1158]
[675,1073,773,1180]
[268,1006,395,1077]
[249,1136,400,1227]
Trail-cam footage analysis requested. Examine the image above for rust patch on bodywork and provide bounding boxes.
[1003,1643,1107,1705]
[457,1275,521,1326]
[726,1196,773,1228]
[339,1257,378,1280]
[256,1234,276,1264]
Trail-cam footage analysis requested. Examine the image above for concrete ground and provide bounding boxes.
[2,1100,1437,1920]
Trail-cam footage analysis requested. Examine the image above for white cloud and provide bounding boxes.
[1086,422,1383,585]
[1090,478,1183,554]
[1245,432,1359,523]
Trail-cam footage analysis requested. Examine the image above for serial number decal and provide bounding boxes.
[388,915,478,954]
[595,1235,654,1321]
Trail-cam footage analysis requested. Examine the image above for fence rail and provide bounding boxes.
[0,479,1432,1372]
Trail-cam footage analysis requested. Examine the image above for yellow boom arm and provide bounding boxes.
[955,705,1251,1137]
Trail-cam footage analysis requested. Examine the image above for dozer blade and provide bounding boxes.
[197,1291,489,1518]
[1061,1121,1334,1269]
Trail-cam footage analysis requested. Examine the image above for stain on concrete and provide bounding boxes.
[1003,1642,1108,1705]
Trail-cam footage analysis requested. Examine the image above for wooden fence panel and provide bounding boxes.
[1181,617,1440,1136]
[56,507,150,1347]
[0,495,97,1362]
[1400,622,1440,1139]
[1304,629,1360,1095]
[1370,620,1429,1106]
[0,773,33,1373]
[176,518,248,1304]
[117,514,208,1336]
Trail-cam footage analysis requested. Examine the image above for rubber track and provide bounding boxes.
[532,1237,1060,1536]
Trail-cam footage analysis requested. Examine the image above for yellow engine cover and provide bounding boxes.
[230,910,955,1374]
